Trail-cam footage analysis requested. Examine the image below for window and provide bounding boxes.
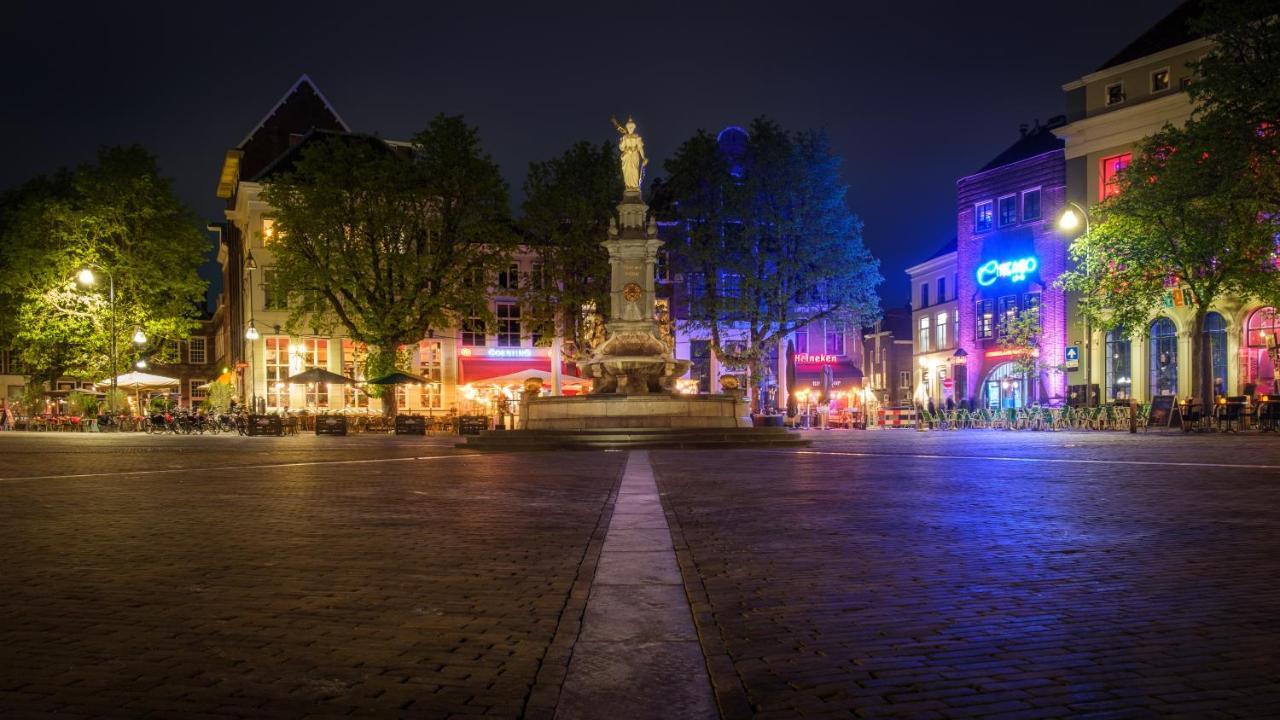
[690,340,712,393]
[418,340,443,409]
[342,340,371,409]
[261,218,276,245]
[935,312,948,350]
[1204,312,1227,397]
[265,337,290,409]
[298,337,329,408]
[1105,328,1132,401]
[1151,67,1170,93]
[976,299,994,339]
[497,263,519,291]
[190,379,208,408]
[1149,317,1178,397]
[655,250,670,282]
[188,337,207,365]
[1024,292,1041,328]
[824,322,845,356]
[918,316,930,352]
[1105,81,1125,106]
[920,283,929,309]
[899,371,912,393]
[1022,188,1041,221]
[461,316,486,346]
[998,195,1017,227]
[1101,153,1131,200]
[975,201,993,232]
[793,326,809,354]
[720,272,742,298]
[998,295,1018,332]
[262,268,288,310]
[531,262,545,290]
[496,303,521,347]
[937,276,946,303]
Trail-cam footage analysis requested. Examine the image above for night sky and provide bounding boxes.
[2,0,1182,310]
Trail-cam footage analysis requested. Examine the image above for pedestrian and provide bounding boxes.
[0,400,8,431]
[946,397,955,412]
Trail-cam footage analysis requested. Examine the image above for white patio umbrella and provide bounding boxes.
[471,369,588,391]
[97,371,180,412]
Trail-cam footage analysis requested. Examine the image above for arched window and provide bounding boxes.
[1149,318,1178,397]
[1203,312,1227,397]
[1105,327,1132,400]
[1246,307,1279,347]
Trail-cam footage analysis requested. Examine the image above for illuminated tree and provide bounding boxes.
[261,115,514,416]
[661,118,882,411]
[0,146,207,386]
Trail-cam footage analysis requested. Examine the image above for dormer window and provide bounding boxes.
[1105,82,1125,106]
[1151,68,1170,93]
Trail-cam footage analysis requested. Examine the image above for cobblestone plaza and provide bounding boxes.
[1,431,1278,718]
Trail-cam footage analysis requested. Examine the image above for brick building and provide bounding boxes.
[862,306,913,407]
[953,121,1068,409]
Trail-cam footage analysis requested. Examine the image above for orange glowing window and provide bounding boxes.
[1100,153,1131,200]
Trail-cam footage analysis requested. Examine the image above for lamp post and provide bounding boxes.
[951,348,968,408]
[77,264,121,413]
[244,251,259,414]
[1059,201,1093,407]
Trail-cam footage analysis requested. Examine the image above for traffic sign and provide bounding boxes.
[1065,345,1080,370]
[942,377,954,390]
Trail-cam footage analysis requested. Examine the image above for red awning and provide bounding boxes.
[458,358,582,385]
[794,361,863,389]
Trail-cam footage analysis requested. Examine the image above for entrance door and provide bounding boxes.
[983,362,1025,410]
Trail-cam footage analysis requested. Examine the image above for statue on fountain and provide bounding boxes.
[577,116,690,395]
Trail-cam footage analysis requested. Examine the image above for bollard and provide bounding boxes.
[1129,398,1138,433]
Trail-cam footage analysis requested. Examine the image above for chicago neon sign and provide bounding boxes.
[976,256,1038,286]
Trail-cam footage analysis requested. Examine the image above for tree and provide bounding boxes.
[1059,1,1280,407]
[661,117,882,411]
[0,146,208,387]
[519,141,622,358]
[260,115,513,416]
[996,306,1056,405]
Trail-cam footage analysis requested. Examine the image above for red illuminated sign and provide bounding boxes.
[794,353,840,364]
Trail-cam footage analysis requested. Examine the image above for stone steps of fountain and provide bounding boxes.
[457,427,811,451]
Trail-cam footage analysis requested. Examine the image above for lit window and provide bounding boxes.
[918,316,930,352]
[977,300,993,339]
[935,312,948,350]
[261,218,276,244]
[188,337,207,365]
[998,195,1017,227]
[1105,82,1124,106]
[190,379,208,407]
[299,338,329,408]
[1101,153,1131,200]
[264,337,290,409]
[418,340,443,409]
[342,340,371,409]
[793,326,809,354]
[1151,68,1170,93]
[975,201,993,232]
[1022,188,1041,221]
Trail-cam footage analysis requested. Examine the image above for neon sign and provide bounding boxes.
[795,353,840,364]
[460,347,537,359]
[976,256,1038,286]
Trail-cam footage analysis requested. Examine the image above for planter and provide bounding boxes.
[752,414,785,428]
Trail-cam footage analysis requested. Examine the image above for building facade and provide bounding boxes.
[1053,1,1268,403]
[906,240,958,405]
[862,306,913,407]
[214,76,574,418]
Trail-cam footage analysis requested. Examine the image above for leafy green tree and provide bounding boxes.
[661,118,882,411]
[996,306,1059,404]
[519,141,622,358]
[0,146,208,387]
[260,115,514,416]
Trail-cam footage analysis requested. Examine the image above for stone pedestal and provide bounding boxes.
[524,394,750,431]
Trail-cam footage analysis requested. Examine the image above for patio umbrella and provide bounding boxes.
[365,371,430,386]
[97,371,180,412]
[471,369,588,390]
[785,339,797,418]
[820,364,834,405]
[286,367,356,385]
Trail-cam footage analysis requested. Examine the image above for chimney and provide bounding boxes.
[1019,123,1029,137]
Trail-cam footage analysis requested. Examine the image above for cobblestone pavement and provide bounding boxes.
[654,430,1280,719]
[0,434,624,719]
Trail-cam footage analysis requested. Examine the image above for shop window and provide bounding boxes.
[998,195,1017,227]
[1105,327,1132,401]
[1246,306,1279,347]
[1022,188,1041,221]
[265,337,290,409]
[975,201,993,232]
[1149,317,1178,397]
[496,303,521,347]
[1204,312,1227,397]
[298,337,329,408]
[1101,153,1131,200]
[342,340,371,409]
[418,340,443,409]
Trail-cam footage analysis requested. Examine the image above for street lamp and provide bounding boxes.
[1059,201,1095,408]
[132,327,147,345]
[244,250,259,414]
[77,263,118,413]
[135,358,148,370]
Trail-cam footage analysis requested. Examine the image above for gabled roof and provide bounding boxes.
[977,122,1065,173]
[927,237,958,260]
[1097,1,1205,71]
[237,74,350,150]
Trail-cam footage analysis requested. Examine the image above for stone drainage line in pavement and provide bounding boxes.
[554,450,718,720]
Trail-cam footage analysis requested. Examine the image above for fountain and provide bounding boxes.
[460,118,808,449]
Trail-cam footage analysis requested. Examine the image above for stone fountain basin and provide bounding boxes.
[524,393,749,430]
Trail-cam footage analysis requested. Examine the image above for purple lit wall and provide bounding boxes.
[955,148,1068,407]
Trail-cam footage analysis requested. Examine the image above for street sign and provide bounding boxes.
[942,377,954,390]
[1065,345,1080,371]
